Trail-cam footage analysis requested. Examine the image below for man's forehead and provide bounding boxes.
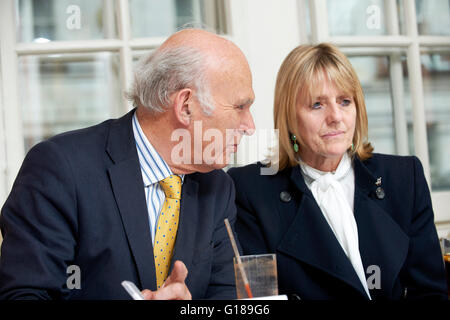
[207,61,252,86]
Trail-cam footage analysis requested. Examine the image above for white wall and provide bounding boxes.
[228,0,301,165]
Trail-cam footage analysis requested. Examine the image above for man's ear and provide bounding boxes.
[172,88,193,126]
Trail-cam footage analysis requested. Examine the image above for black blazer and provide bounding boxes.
[228,154,447,300]
[0,109,238,300]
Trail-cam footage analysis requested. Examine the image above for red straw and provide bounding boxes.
[224,218,253,298]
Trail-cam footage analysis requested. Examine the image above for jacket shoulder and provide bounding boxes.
[47,119,114,149]
[227,162,264,179]
[228,162,272,182]
[363,153,419,174]
[227,162,292,193]
[45,110,134,153]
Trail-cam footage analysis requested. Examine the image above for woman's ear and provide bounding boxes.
[172,88,193,126]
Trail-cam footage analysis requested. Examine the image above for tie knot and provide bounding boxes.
[316,173,335,192]
[159,175,182,199]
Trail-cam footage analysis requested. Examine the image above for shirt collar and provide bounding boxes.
[298,152,352,185]
[132,112,184,187]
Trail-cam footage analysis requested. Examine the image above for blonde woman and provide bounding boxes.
[228,43,447,300]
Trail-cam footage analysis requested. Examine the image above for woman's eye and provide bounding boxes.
[236,105,245,110]
[341,99,351,106]
[312,102,321,109]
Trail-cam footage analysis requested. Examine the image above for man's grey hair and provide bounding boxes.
[126,46,215,115]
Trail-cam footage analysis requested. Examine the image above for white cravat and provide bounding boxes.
[299,153,371,299]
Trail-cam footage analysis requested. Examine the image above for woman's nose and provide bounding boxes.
[327,103,343,123]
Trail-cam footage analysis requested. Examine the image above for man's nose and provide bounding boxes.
[240,109,255,136]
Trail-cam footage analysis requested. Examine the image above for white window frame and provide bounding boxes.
[0,0,166,204]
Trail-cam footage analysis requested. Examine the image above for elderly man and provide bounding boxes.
[0,29,255,300]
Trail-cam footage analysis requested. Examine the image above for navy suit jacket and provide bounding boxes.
[0,109,238,300]
[228,154,447,300]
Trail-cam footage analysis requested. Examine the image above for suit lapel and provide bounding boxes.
[106,109,157,291]
[277,165,369,298]
[170,175,199,277]
[353,157,409,299]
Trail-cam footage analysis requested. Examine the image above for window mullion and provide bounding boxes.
[330,35,411,47]
[403,0,431,187]
[389,54,409,155]
[309,0,329,43]
[0,0,25,198]
[103,0,116,39]
[16,39,124,55]
[385,0,409,155]
[117,0,133,111]
[418,36,450,46]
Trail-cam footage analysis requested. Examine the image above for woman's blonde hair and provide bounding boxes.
[273,43,373,170]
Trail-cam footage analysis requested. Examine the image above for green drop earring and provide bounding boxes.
[291,134,299,153]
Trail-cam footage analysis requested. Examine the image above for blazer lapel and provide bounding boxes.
[106,109,157,291]
[353,157,409,299]
[277,165,369,298]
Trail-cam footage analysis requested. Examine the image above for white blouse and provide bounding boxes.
[298,152,371,299]
[299,153,355,211]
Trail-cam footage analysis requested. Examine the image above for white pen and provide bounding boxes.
[121,280,146,300]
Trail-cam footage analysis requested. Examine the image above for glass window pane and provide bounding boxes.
[327,0,387,36]
[16,0,118,42]
[422,51,450,190]
[18,53,122,151]
[349,55,396,154]
[130,0,226,38]
[399,56,415,156]
[133,50,153,63]
[416,0,450,36]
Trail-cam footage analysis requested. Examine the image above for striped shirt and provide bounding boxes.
[132,112,184,245]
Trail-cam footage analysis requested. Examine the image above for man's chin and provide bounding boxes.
[189,161,229,173]
[206,161,229,171]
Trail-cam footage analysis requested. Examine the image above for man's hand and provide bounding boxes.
[141,260,192,300]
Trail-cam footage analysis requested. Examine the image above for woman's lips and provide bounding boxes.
[322,131,344,138]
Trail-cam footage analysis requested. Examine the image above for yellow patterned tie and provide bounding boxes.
[154,174,182,289]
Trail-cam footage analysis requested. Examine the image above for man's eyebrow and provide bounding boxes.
[236,98,254,106]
